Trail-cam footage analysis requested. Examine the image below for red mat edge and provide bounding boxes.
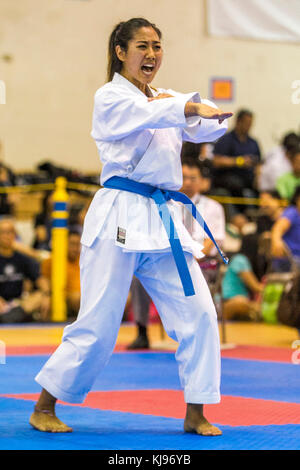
[2,391,300,427]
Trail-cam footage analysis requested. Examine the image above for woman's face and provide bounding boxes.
[116,27,163,90]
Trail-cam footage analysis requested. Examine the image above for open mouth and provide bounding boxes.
[141,64,155,75]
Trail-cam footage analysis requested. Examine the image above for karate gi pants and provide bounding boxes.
[35,236,221,405]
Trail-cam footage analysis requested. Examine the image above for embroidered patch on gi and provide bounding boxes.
[117,227,126,244]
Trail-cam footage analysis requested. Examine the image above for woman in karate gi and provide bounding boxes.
[30,18,232,435]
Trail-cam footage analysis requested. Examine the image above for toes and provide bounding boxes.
[198,427,222,436]
[184,421,222,436]
[51,427,73,433]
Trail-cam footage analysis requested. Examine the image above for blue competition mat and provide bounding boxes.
[0,351,300,450]
[1,353,299,403]
[0,397,299,450]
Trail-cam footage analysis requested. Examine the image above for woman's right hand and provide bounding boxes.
[197,103,233,124]
[149,96,233,124]
[184,102,233,123]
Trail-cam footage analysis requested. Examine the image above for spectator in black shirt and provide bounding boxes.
[0,217,48,323]
[212,109,261,214]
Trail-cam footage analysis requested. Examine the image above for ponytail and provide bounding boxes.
[107,22,125,82]
[107,18,162,82]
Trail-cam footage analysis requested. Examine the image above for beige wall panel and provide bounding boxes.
[0,0,299,171]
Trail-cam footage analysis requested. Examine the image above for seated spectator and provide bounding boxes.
[222,234,264,321]
[180,158,226,259]
[40,230,81,320]
[0,217,46,323]
[181,141,214,171]
[271,185,300,271]
[32,192,54,251]
[68,197,92,234]
[223,213,250,255]
[33,192,92,251]
[258,132,299,192]
[256,190,285,272]
[212,109,261,214]
[276,146,300,201]
[257,190,284,235]
[181,142,202,160]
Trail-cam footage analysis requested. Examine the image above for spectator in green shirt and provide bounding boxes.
[276,146,300,201]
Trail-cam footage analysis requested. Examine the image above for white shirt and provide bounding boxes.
[81,73,228,257]
[181,194,226,257]
[258,145,292,191]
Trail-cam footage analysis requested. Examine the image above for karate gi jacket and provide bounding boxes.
[81,73,228,258]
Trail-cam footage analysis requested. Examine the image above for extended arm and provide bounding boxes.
[183,101,232,124]
[92,87,232,142]
[271,217,291,257]
[148,93,232,123]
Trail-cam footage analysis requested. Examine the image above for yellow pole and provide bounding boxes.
[51,177,69,322]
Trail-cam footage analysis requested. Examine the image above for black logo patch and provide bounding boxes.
[117,227,126,244]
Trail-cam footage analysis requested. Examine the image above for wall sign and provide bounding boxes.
[210,77,234,102]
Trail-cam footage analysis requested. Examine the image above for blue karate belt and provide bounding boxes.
[103,176,229,297]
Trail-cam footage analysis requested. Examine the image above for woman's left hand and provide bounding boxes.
[148,93,174,101]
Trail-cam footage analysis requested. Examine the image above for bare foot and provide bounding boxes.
[29,388,72,433]
[29,408,73,433]
[184,403,222,436]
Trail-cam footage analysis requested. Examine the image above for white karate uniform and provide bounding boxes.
[35,73,228,405]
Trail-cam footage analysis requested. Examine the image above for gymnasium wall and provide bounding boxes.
[0,0,299,171]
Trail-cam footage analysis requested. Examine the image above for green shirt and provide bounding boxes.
[222,254,252,300]
[276,172,300,201]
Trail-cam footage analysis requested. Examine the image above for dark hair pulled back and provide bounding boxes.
[107,17,162,82]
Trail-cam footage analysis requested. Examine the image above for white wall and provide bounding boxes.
[0,0,299,171]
